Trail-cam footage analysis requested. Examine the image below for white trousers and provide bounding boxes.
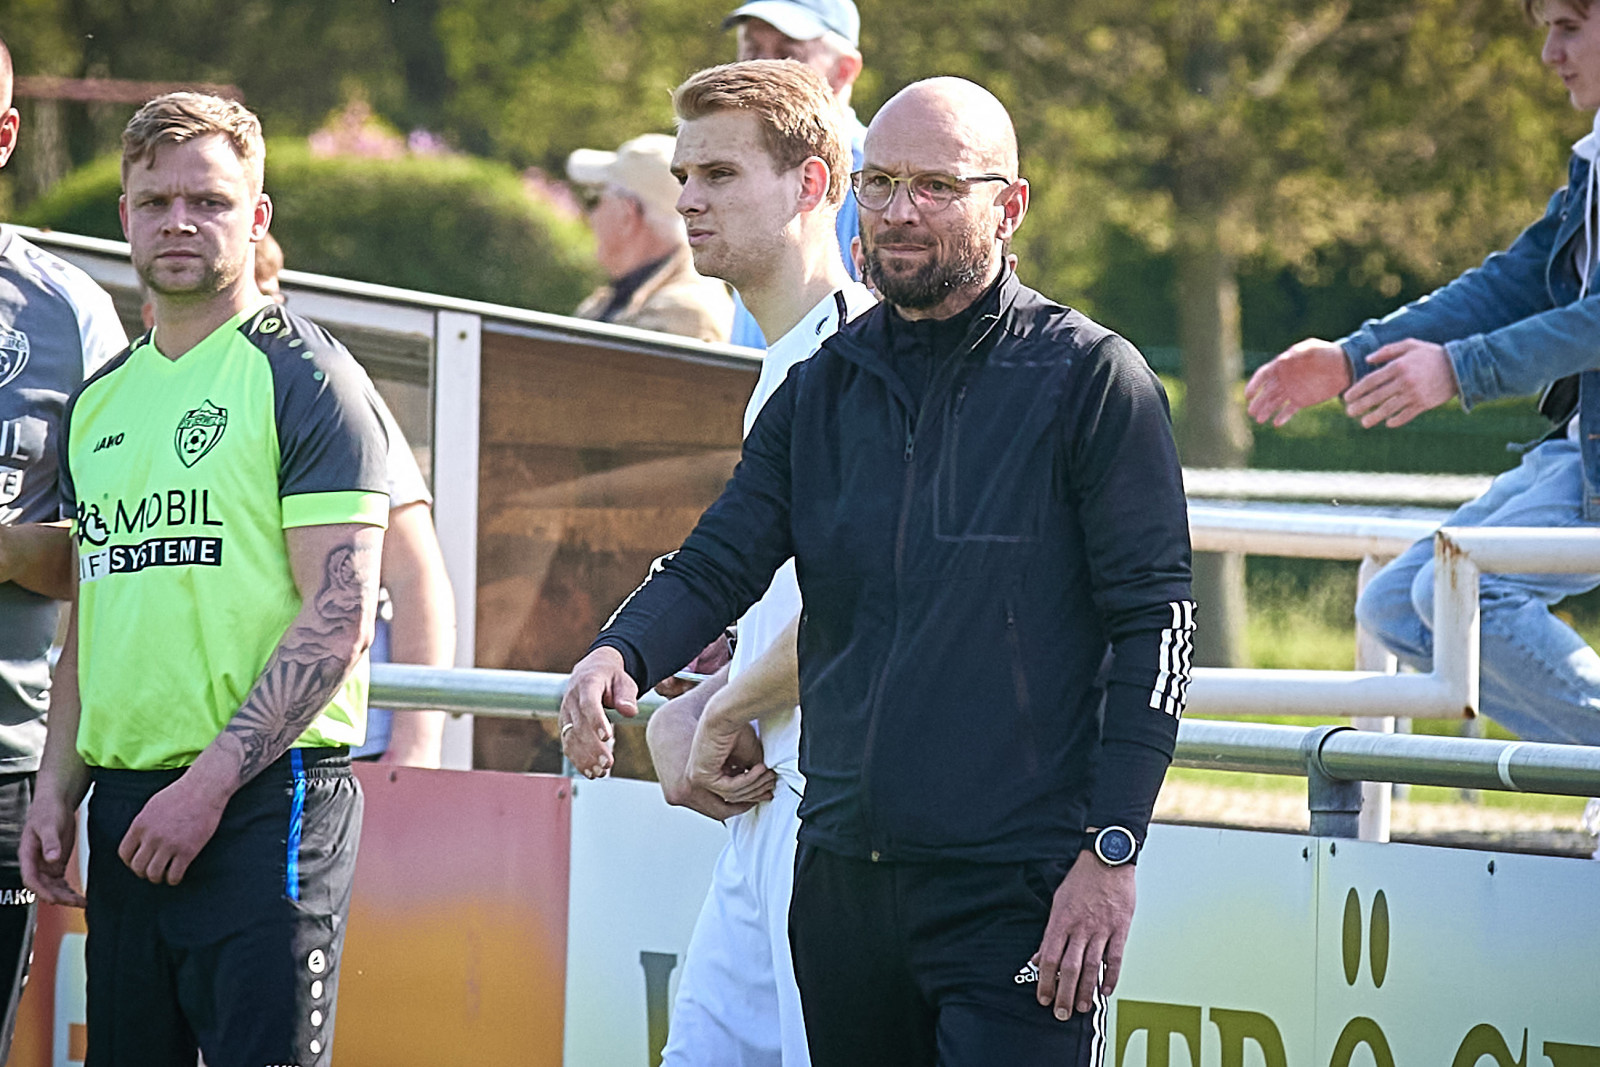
[660,782,809,1067]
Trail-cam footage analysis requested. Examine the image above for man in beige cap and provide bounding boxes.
[568,133,732,343]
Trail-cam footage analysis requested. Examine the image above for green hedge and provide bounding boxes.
[1246,395,1548,476]
[19,141,600,314]
[1158,376,1548,477]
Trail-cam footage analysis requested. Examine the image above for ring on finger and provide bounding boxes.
[560,721,576,739]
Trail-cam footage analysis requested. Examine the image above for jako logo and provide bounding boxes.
[92,432,124,453]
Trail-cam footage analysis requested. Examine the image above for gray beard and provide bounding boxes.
[864,238,989,311]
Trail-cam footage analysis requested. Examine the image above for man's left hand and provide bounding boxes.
[117,771,229,885]
[1033,851,1135,1021]
[1344,339,1459,428]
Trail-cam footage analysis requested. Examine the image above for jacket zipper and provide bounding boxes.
[860,391,926,860]
[856,331,987,859]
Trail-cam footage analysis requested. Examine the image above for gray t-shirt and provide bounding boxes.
[0,229,126,771]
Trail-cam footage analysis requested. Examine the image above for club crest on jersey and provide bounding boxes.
[0,328,29,390]
[175,400,227,467]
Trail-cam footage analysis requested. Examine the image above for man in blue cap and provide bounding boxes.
[722,0,867,349]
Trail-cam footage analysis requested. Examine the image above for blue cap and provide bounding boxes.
[722,0,860,47]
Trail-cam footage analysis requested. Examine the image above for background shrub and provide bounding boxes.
[20,140,600,314]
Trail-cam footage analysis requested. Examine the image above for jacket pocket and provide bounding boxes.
[933,384,1050,544]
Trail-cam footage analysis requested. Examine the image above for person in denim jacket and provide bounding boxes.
[1246,0,1600,752]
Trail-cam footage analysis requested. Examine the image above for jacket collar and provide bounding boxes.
[1551,152,1595,271]
[828,267,1021,410]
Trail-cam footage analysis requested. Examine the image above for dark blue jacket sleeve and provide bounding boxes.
[591,374,800,690]
[1066,335,1195,845]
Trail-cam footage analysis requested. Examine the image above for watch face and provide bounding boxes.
[1096,827,1136,865]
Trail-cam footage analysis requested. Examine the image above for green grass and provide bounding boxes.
[1163,767,1586,816]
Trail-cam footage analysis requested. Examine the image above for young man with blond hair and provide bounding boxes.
[565,60,872,1066]
[21,92,389,1066]
[720,0,867,348]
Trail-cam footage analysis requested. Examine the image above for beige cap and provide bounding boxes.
[566,133,682,221]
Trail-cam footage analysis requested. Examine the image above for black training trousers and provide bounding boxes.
[0,772,37,1063]
[85,748,361,1067]
[789,844,1107,1067]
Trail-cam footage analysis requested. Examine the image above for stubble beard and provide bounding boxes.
[136,248,243,301]
[692,226,784,299]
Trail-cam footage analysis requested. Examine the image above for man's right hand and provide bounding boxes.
[1245,339,1354,427]
[646,672,770,822]
[559,646,638,779]
[20,784,86,908]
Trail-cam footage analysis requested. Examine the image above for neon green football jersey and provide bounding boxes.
[61,302,390,770]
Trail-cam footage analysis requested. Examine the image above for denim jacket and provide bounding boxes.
[1338,153,1600,518]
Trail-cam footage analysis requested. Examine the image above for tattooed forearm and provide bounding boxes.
[313,544,365,627]
[224,535,377,785]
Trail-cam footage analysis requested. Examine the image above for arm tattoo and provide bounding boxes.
[225,541,373,785]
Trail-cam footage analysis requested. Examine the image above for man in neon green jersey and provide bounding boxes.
[20,92,388,1067]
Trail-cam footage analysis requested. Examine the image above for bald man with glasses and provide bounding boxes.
[564,77,1194,1067]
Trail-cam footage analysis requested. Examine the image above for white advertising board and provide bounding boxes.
[558,786,1600,1066]
[563,776,733,1067]
[1112,824,1600,1065]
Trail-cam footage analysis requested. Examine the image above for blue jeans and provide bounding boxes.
[1354,439,1600,745]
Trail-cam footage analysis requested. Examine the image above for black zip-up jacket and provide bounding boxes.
[595,272,1195,863]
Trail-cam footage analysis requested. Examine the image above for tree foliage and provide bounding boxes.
[434,0,731,167]
[2,0,1583,338]
[19,142,599,312]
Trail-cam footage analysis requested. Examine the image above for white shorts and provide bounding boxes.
[660,781,809,1067]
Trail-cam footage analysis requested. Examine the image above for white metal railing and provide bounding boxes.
[367,507,1600,741]
[1185,511,1600,723]
[352,483,1600,847]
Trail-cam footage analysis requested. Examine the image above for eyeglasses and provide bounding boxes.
[850,169,1015,212]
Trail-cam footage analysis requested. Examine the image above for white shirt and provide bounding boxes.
[729,283,876,791]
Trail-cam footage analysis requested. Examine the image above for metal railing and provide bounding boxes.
[368,662,1600,840]
[1175,721,1600,838]
[1186,505,1470,719]
[368,509,1600,842]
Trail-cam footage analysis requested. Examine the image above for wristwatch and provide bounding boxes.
[1089,825,1138,867]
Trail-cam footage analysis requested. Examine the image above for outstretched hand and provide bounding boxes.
[1245,339,1353,427]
